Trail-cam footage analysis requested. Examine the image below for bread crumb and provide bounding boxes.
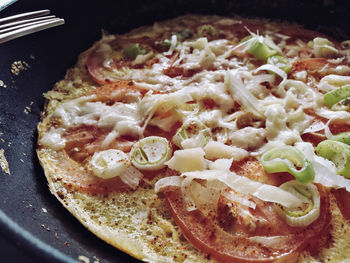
[11,60,30,76]
[24,106,31,114]
[78,255,90,263]
[64,241,71,247]
[0,149,10,175]
[0,80,7,88]
[40,224,51,231]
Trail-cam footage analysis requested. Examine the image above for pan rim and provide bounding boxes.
[0,208,78,263]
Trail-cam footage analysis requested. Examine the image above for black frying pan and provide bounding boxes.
[0,0,349,262]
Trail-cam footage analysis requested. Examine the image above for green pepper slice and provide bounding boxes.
[260,146,315,184]
[315,140,350,177]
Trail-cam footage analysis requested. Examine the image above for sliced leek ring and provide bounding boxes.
[174,103,200,121]
[130,136,172,170]
[331,132,350,145]
[315,140,350,177]
[172,119,211,149]
[274,180,320,227]
[89,149,131,179]
[323,84,350,109]
[267,55,292,73]
[248,38,278,61]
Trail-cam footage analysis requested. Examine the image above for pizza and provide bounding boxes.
[37,14,350,262]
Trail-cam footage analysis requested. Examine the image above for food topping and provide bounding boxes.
[274,180,320,227]
[260,145,315,184]
[38,15,350,262]
[315,139,350,177]
[323,84,350,111]
[89,149,131,179]
[130,136,172,170]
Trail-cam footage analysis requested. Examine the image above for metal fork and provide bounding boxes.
[0,9,64,44]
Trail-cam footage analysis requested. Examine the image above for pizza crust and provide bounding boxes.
[37,14,350,262]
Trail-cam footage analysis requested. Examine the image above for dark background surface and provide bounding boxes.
[0,0,350,262]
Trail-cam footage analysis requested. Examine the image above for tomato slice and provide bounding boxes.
[291,58,329,74]
[164,158,330,262]
[300,115,350,146]
[49,150,130,194]
[332,188,350,221]
[164,184,330,263]
[86,37,159,84]
[48,82,146,193]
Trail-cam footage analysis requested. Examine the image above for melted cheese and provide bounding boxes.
[40,16,350,263]
[38,127,66,150]
[46,20,350,169]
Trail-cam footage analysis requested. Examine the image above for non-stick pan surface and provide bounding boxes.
[0,0,349,262]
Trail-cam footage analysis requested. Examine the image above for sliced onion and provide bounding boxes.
[190,180,222,211]
[181,176,197,211]
[154,176,183,193]
[164,34,178,56]
[119,166,144,190]
[316,108,350,123]
[181,170,303,209]
[324,119,334,139]
[225,70,264,119]
[302,121,326,134]
[206,179,227,190]
[255,64,287,86]
[223,190,256,209]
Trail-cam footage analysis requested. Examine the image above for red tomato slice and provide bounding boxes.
[164,158,331,262]
[51,82,145,193]
[291,58,329,74]
[164,184,330,263]
[50,150,130,194]
[300,115,350,146]
[86,47,120,84]
[86,37,159,84]
[332,188,350,221]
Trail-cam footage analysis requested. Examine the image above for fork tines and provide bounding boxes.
[0,9,64,44]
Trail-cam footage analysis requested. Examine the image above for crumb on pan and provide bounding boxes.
[0,80,7,88]
[78,255,90,263]
[11,60,30,76]
[0,149,10,175]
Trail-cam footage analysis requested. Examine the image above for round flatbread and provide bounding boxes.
[37,15,350,262]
